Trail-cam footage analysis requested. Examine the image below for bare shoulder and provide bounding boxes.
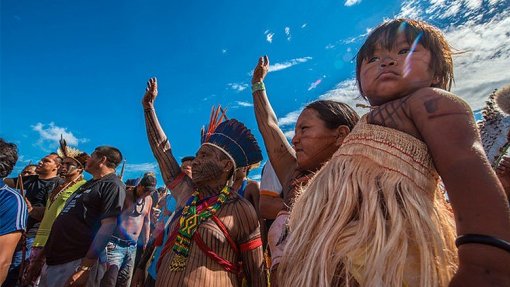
[405,88,481,162]
[406,87,472,121]
[223,193,258,219]
[144,194,153,214]
[245,180,260,192]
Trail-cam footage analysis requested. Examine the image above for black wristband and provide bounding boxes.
[455,234,510,253]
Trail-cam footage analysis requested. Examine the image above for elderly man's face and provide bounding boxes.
[191,145,232,185]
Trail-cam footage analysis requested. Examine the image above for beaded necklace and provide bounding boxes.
[169,185,231,271]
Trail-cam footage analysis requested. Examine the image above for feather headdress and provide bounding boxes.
[478,84,510,167]
[201,106,262,170]
[494,84,510,115]
[57,135,90,168]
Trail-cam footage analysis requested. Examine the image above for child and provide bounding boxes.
[278,18,510,287]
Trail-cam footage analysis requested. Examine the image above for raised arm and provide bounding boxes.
[142,78,192,203]
[251,56,298,184]
[409,88,510,286]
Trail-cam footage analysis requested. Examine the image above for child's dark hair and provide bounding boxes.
[356,18,454,97]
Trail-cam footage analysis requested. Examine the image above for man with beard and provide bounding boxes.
[22,142,89,286]
[40,146,125,287]
[140,77,265,287]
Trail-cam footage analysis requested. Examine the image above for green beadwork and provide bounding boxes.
[170,186,231,270]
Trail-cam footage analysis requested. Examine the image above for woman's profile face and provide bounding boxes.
[292,108,342,171]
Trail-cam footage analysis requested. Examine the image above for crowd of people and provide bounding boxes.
[1,18,510,287]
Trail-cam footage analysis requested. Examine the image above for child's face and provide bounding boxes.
[359,33,438,106]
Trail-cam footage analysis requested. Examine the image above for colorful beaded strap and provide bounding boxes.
[170,186,231,270]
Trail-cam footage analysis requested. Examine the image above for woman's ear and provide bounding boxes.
[335,125,351,146]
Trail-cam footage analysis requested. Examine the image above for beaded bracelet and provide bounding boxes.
[455,234,510,253]
[252,82,265,93]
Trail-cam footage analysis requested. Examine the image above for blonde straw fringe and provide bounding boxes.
[278,117,458,287]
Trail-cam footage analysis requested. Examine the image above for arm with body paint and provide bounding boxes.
[142,78,193,205]
[408,88,510,286]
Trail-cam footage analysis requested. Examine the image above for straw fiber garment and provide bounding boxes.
[279,115,458,287]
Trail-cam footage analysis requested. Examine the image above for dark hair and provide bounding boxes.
[356,18,454,97]
[48,152,63,165]
[181,156,195,163]
[0,138,18,178]
[305,100,359,131]
[94,146,123,168]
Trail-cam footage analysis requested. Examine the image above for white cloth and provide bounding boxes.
[267,210,290,269]
[260,161,282,196]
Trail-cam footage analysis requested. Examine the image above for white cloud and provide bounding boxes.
[124,162,159,173]
[448,12,510,109]
[31,122,88,150]
[269,0,510,131]
[235,101,254,107]
[284,130,295,140]
[266,32,275,43]
[227,82,248,92]
[222,49,227,54]
[341,28,372,44]
[278,110,302,127]
[398,0,424,19]
[285,27,291,40]
[308,77,324,91]
[397,0,510,110]
[344,0,362,6]
[325,43,336,49]
[270,57,312,72]
[301,23,308,28]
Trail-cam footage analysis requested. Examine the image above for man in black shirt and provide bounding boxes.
[2,153,62,287]
[40,146,125,287]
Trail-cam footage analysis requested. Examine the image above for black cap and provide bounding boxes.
[139,172,157,193]
[181,156,195,163]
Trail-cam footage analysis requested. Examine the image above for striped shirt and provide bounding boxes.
[0,179,28,235]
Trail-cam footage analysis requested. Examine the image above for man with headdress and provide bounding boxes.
[100,172,155,287]
[140,77,266,287]
[22,138,89,286]
[40,146,125,287]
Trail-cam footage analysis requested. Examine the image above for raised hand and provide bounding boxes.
[252,56,269,84]
[142,77,158,109]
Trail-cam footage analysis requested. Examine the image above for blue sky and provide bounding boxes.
[1,0,509,184]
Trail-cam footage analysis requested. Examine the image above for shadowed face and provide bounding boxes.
[60,158,83,178]
[191,145,231,185]
[291,108,342,171]
[21,166,37,177]
[181,160,193,178]
[360,33,437,106]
